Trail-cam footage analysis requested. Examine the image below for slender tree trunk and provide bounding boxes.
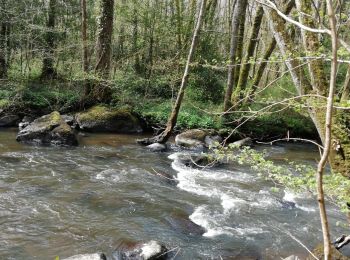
[234,6,263,101]
[232,8,247,96]
[116,0,126,63]
[132,1,141,74]
[341,65,350,102]
[95,0,114,77]
[245,0,294,104]
[138,0,207,145]
[175,0,183,51]
[81,0,88,72]
[314,1,338,258]
[0,22,7,79]
[223,0,248,113]
[42,0,57,78]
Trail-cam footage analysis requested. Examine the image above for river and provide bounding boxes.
[0,128,349,259]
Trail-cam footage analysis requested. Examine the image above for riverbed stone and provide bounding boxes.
[175,129,219,148]
[112,240,169,260]
[16,111,78,146]
[76,105,143,133]
[165,212,205,236]
[62,253,106,260]
[147,143,167,152]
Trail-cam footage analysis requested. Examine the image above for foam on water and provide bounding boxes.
[284,190,316,212]
[169,151,319,239]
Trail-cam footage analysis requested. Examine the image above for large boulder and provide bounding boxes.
[62,253,106,260]
[112,240,169,260]
[175,129,221,149]
[76,106,143,133]
[16,111,78,146]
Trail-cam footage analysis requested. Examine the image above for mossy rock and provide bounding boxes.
[16,111,78,146]
[175,129,217,148]
[76,105,143,133]
[307,244,349,260]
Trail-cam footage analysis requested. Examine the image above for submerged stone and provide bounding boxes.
[112,240,169,260]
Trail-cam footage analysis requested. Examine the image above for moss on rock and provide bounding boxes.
[76,105,142,133]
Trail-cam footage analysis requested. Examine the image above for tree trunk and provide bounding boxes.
[340,65,350,102]
[137,0,207,145]
[41,0,57,78]
[245,0,295,103]
[223,0,248,113]
[0,22,7,79]
[95,0,114,77]
[132,1,141,74]
[175,0,183,52]
[234,6,263,101]
[81,0,88,72]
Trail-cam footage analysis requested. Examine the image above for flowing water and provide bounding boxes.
[0,128,349,259]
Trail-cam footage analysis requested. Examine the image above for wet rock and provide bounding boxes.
[62,114,77,127]
[112,240,169,260]
[62,253,106,260]
[19,116,34,131]
[165,212,205,236]
[175,129,207,148]
[175,153,218,168]
[277,199,296,210]
[0,113,20,127]
[307,244,349,260]
[204,135,222,147]
[76,105,142,133]
[147,143,167,152]
[16,111,78,146]
[231,137,252,148]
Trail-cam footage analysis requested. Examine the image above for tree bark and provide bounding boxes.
[223,0,248,113]
[234,6,264,101]
[95,0,114,77]
[137,0,207,145]
[81,0,88,72]
[0,21,7,79]
[340,65,350,102]
[41,0,57,78]
[314,1,338,258]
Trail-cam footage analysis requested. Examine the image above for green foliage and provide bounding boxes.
[187,68,225,104]
[137,100,222,129]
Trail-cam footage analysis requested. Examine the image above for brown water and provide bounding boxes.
[0,128,349,259]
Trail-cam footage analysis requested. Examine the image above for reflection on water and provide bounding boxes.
[0,128,349,259]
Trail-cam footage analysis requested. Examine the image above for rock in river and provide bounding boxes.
[147,143,167,152]
[0,112,20,127]
[76,105,143,133]
[112,240,169,260]
[175,129,221,149]
[16,111,78,146]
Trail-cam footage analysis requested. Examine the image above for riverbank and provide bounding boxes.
[0,78,318,142]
